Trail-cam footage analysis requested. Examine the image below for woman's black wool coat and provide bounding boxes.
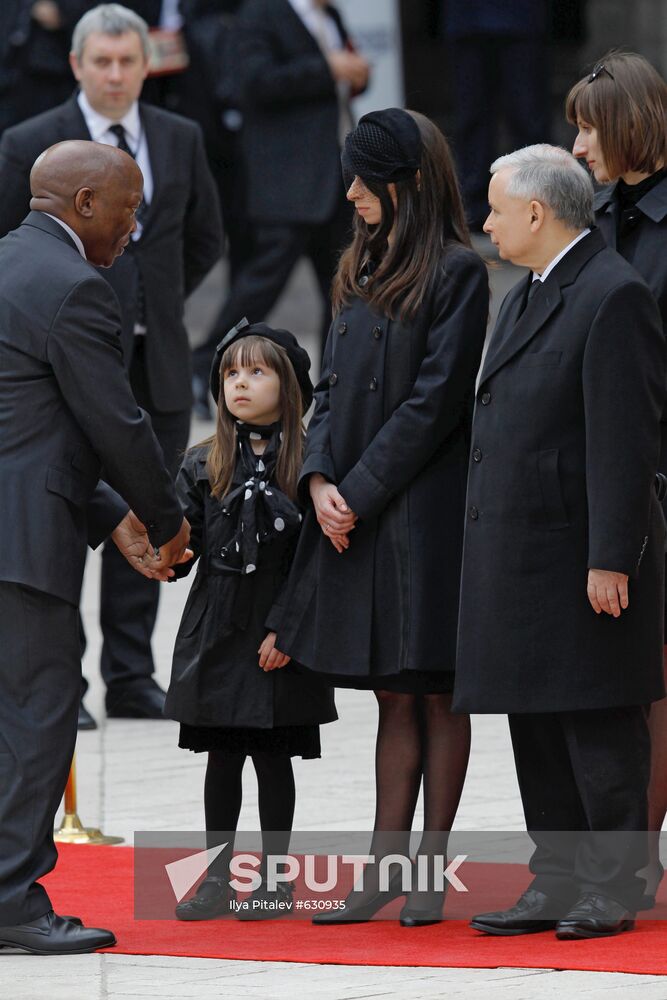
[275,246,489,679]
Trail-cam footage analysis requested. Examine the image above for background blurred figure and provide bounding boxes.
[442,0,551,230]
[190,0,370,419]
[0,4,221,725]
[0,1,92,134]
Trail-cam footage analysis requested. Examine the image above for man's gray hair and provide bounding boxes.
[72,4,150,61]
[490,144,594,230]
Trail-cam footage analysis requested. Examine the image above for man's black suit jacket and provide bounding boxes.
[0,212,184,605]
[238,0,350,226]
[0,96,222,412]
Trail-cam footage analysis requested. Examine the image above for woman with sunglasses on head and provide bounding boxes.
[274,108,489,926]
[567,51,667,909]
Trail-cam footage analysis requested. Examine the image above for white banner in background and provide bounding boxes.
[336,0,404,116]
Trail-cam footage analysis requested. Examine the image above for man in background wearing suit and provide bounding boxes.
[454,145,665,940]
[0,140,190,953]
[190,0,369,417]
[0,4,222,725]
[0,1,92,135]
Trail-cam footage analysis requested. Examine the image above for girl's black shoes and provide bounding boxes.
[236,880,295,920]
[175,876,234,921]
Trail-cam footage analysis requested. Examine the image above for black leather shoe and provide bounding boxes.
[0,911,115,955]
[175,877,234,921]
[313,869,407,925]
[236,881,295,921]
[106,684,166,719]
[470,889,561,935]
[192,375,212,421]
[555,892,635,939]
[78,698,98,731]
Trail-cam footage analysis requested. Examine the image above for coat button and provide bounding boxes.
[372,325,382,339]
[469,506,479,520]
[338,321,347,335]
[480,391,491,405]
[220,546,228,559]
[369,377,378,391]
[472,448,482,462]
[329,373,338,386]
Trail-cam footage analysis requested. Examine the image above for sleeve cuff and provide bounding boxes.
[338,461,391,522]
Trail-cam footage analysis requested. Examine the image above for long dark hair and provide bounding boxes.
[332,110,474,322]
[203,336,304,501]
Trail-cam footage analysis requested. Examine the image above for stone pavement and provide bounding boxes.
[1,248,664,999]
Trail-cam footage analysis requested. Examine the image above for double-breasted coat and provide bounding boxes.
[163,447,337,729]
[594,175,667,508]
[275,247,489,678]
[453,229,666,715]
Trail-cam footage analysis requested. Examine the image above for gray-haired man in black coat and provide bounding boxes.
[453,145,666,940]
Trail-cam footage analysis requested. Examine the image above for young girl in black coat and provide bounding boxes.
[165,320,336,920]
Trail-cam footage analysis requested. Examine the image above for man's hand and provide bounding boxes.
[587,569,629,618]
[327,50,370,92]
[309,474,357,553]
[31,1,63,30]
[258,632,291,672]
[111,511,185,581]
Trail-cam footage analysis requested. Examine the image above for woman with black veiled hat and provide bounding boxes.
[275,108,490,925]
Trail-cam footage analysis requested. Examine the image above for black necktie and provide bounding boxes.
[109,123,147,226]
[518,277,542,319]
[109,123,147,329]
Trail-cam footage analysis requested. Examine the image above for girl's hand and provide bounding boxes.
[309,474,357,537]
[258,632,291,671]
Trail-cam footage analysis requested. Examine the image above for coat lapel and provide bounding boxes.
[593,183,618,249]
[138,103,163,228]
[58,92,93,140]
[480,229,607,383]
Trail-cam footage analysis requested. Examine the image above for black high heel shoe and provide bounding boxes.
[399,889,446,927]
[312,868,408,925]
[639,860,665,910]
[175,876,235,921]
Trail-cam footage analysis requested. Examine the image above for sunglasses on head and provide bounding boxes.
[588,62,615,83]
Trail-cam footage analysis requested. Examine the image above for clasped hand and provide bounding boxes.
[111,511,193,581]
[309,473,357,554]
[587,568,629,618]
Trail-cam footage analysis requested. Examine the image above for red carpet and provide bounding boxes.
[44,844,667,974]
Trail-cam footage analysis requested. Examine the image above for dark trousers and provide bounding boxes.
[0,582,80,924]
[98,338,190,695]
[447,35,550,228]
[192,195,352,382]
[509,706,651,911]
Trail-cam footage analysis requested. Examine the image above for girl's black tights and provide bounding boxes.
[204,750,296,878]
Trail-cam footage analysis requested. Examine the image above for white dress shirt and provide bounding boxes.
[77,90,153,237]
[532,228,591,284]
[43,213,87,259]
[287,0,343,53]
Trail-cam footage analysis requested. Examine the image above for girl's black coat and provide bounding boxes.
[275,246,489,677]
[163,446,337,728]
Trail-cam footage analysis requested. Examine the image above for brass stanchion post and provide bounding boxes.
[54,753,124,845]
